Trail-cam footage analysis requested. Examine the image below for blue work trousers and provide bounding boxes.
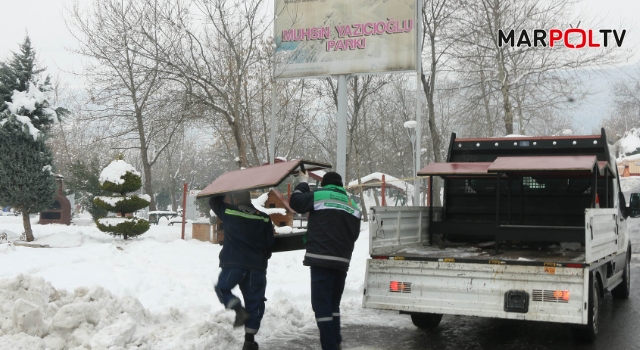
[311,266,347,350]
[215,268,267,334]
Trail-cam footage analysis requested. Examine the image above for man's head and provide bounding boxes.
[321,172,343,187]
[232,191,252,205]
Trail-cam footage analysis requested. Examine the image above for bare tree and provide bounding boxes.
[127,0,273,168]
[419,0,459,206]
[602,68,640,141]
[455,0,627,135]
[66,0,189,210]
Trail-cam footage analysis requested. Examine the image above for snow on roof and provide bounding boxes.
[347,172,414,193]
[619,153,640,163]
[252,192,286,215]
[619,133,640,155]
[99,160,141,185]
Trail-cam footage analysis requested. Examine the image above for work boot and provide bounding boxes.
[242,341,259,350]
[233,305,250,328]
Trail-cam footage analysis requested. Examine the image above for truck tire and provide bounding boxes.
[573,275,600,343]
[611,251,630,299]
[410,313,443,329]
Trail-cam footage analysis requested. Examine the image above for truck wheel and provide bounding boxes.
[410,313,443,329]
[611,251,630,299]
[573,275,600,343]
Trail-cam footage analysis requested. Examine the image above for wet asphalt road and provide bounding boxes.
[264,220,640,350]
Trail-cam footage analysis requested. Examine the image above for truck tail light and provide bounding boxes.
[553,290,570,301]
[389,281,412,293]
[372,256,389,260]
[532,289,570,303]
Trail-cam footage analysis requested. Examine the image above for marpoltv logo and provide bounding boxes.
[498,28,626,48]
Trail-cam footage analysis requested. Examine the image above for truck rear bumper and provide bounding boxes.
[363,259,588,325]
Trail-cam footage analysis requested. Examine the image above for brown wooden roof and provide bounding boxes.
[418,156,608,177]
[456,135,600,142]
[418,162,493,176]
[197,159,332,198]
[488,156,597,172]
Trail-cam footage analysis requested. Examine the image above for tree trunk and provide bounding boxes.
[170,176,178,211]
[421,68,443,207]
[500,79,514,135]
[230,118,248,168]
[356,150,368,221]
[479,68,494,135]
[23,211,34,242]
[373,189,380,207]
[135,107,156,211]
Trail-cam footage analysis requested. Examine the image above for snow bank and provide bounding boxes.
[0,273,260,350]
[0,214,412,349]
[0,274,152,349]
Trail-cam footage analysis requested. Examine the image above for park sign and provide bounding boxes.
[274,0,418,79]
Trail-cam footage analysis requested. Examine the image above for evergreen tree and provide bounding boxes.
[66,158,111,221]
[154,188,171,211]
[94,157,150,240]
[0,36,46,114]
[0,113,57,241]
[0,37,60,242]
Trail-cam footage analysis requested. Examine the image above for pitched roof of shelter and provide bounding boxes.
[198,159,331,198]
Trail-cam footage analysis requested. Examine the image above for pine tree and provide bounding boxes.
[0,36,46,114]
[66,158,111,221]
[0,37,59,242]
[94,157,150,240]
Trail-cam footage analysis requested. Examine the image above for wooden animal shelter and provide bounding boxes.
[264,189,295,228]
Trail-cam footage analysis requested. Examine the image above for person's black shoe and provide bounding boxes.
[233,307,250,328]
[242,341,259,350]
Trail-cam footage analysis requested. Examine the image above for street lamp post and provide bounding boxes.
[404,120,418,205]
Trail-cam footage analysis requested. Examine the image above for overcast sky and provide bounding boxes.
[0,0,639,121]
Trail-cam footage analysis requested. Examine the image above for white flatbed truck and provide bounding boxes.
[362,130,637,343]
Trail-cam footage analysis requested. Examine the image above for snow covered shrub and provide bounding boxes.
[94,157,150,239]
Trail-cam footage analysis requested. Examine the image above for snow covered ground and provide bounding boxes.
[0,213,409,350]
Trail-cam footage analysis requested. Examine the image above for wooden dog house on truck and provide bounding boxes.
[197,159,332,251]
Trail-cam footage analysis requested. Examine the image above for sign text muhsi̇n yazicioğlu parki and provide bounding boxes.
[281,19,415,52]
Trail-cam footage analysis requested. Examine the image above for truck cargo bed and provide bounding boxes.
[390,244,585,264]
[369,206,618,266]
